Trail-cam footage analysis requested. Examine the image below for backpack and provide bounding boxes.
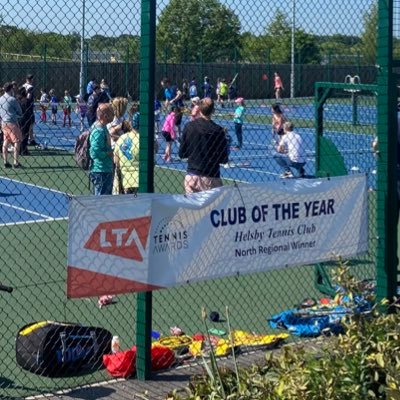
[74,130,91,170]
[16,321,112,377]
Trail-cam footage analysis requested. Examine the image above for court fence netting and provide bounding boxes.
[0,0,398,399]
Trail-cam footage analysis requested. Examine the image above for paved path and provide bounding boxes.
[42,349,270,400]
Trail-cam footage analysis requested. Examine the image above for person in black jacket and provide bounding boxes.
[179,98,228,194]
[16,86,33,155]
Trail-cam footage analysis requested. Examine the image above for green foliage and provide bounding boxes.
[295,29,321,65]
[239,33,270,63]
[156,0,241,63]
[0,3,377,66]
[257,10,321,65]
[318,34,361,65]
[0,23,139,62]
[170,264,400,400]
[263,11,291,63]
[0,25,34,56]
[358,2,378,64]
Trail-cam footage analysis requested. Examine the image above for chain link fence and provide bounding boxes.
[0,0,395,398]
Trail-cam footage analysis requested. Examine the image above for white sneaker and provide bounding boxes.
[280,171,293,178]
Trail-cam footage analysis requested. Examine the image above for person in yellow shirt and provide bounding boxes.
[219,78,228,107]
[113,121,140,194]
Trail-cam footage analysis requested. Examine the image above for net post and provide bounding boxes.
[136,0,156,381]
[351,91,358,126]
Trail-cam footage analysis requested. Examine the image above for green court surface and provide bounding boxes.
[0,140,376,398]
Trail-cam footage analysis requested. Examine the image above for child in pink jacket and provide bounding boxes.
[161,107,181,162]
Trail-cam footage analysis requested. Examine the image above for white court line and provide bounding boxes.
[0,176,69,196]
[228,167,279,176]
[0,216,68,227]
[156,158,316,176]
[36,133,75,143]
[159,162,280,177]
[155,164,249,183]
[0,201,53,219]
[36,144,74,152]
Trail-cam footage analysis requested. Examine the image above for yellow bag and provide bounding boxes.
[231,330,289,347]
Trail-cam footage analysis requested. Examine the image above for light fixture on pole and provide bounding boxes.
[79,0,86,98]
[290,0,295,99]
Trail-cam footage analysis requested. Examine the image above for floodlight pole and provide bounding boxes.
[290,0,295,99]
[79,0,86,98]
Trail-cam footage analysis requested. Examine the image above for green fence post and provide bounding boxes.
[198,47,204,87]
[233,47,238,91]
[136,0,156,380]
[356,51,361,78]
[376,0,398,304]
[327,52,332,82]
[163,46,168,78]
[125,46,130,97]
[296,50,301,97]
[266,48,271,99]
[84,42,89,91]
[41,44,48,90]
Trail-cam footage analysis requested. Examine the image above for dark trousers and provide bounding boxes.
[89,172,113,195]
[235,122,243,148]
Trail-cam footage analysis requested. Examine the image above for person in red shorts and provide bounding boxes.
[0,82,23,168]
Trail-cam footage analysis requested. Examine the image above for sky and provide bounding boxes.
[0,0,376,38]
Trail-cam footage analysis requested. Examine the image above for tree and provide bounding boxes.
[358,2,378,64]
[2,28,34,55]
[240,32,270,63]
[262,10,320,64]
[156,0,241,63]
[32,32,77,59]
[295,29,321,65]
[89,35,117,50]
[264,10,292,63]
[117,34,140,62]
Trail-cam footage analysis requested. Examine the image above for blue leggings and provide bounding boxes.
[235,123,243,148]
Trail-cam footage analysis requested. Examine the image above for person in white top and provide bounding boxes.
[274,121,306,178]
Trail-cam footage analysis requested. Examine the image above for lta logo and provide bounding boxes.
[84,217,151,261]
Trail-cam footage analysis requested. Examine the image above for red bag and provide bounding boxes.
[103,345,175,377]
[103,348,136,378]
[151,346,175,371]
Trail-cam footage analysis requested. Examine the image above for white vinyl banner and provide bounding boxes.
[67,174,368,298]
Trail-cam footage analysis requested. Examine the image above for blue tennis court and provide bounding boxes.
[0,177,68,225]
[216,101,377,124]
[156,118,376,188]
[32,108,377,184]
[0,105,375,226]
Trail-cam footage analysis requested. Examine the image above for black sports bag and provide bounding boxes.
[16,321,112,377]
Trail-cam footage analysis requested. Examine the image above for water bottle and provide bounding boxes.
[43,141,48,150]
[111,336,120,354]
